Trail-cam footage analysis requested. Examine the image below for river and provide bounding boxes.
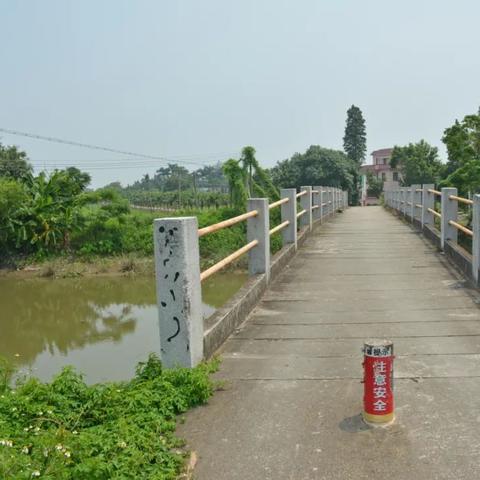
[0,272,247,383]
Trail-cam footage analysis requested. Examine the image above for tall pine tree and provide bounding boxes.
[343,105,366,166]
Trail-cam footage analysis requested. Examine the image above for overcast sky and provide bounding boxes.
[1,0,479,188]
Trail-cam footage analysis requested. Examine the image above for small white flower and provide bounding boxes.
[72,430,78,435]
[37,411,43,416]
[0,440,13,447]
[22,446,29,454]
[64,451,71,458]
[118,441,127,448]
[43,448,49,457]
[24,427,29,432]
[47,410,53,415]
[55,444,63,451]
[34,427,40,432]
[31,471,41,478]
[11,407,17,412]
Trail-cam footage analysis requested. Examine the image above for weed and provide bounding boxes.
[0,354,218,479]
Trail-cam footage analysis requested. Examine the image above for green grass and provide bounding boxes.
[0,355,218,479]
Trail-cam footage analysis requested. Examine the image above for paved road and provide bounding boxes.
[178,206,480,480]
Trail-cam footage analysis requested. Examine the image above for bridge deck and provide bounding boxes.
[179,206,480,479]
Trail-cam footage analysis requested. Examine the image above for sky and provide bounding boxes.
[1,0,479,188]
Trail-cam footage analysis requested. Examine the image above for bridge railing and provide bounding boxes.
[384,184,479,285]
[153,186,348,367]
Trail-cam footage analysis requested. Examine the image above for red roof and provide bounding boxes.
[371,148,393,157]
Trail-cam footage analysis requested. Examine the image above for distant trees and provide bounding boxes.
[0,143,33,179]
[389,140,443,186]
[128,162,228,193]
[270,145,357,199]
[343,105,367,166]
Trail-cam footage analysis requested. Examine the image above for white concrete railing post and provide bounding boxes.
[411,184,421,222]
[402,187,408,216]
[422,184,434,228]
[320,188,326,221]
[281,188,297,249]
[441,187,458,250]
[154,217,203,368]
[247,198,270,280]
[300,186,313,231]
[472,195,480,285]
[313,186,322,222]
[324,187,330,217]
[328,188,333,216]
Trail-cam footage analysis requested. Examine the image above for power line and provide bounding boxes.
[0,127,237,167]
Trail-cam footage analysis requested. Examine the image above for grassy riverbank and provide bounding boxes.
[0,355,218,479]
[1,205,281,279]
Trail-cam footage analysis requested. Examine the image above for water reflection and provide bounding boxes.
[0,272,246,383]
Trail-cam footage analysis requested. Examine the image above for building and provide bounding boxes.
[359,148,401,205]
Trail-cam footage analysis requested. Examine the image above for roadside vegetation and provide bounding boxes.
[0,354,218,479]
[0,144,282,274]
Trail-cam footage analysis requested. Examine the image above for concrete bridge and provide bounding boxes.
[155,187,480,479]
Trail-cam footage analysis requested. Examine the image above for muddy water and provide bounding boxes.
[0,272,247,383]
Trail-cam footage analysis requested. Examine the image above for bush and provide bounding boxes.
[0,355,218,479]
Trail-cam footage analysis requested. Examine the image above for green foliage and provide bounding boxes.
[126,162,228,195]
[366,172,383,197]
[0,144,32,180]
[222,159,248,209]
[389,140,443,186]
[0,168,92,256]
[0,354,217,479]
[270,145,357,201]
[441,109,480,194]
[343,105,367,166]
[0,179,28,254]
[240,146,279,201]
[125,189,230,209]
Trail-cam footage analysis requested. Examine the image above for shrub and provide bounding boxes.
[0,355,218,479]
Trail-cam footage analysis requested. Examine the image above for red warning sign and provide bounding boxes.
[363,341,394,424]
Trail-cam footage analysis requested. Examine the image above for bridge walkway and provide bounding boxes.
[179,206,480,480]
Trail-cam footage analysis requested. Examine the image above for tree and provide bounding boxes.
[366,172,383,197]
[0,143,32,179]
[440,109,480,194]
[343,105,367,166]
[222,159,248,209]
[389,140,442,186]
[270,145,357,200]
[239,146,279,200]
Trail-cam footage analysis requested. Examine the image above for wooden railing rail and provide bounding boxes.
[198,210,258,237]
